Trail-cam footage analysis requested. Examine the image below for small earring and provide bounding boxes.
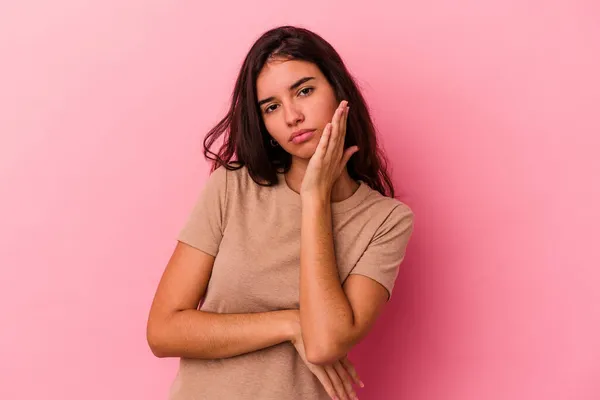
[270,138,279,147]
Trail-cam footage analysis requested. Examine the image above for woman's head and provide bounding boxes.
[203,25,396,197]
[256,57,339,162]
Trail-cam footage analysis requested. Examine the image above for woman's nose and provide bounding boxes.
[284,104,304,126]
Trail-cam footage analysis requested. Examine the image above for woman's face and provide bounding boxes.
[256,58,339,160]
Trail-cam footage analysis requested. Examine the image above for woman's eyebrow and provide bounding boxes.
[257,76,316,106]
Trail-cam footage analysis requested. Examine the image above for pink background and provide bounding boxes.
[1,1,599,399]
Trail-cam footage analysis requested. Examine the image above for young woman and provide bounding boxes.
[147,25,415,400]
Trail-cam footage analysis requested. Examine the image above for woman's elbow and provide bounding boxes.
[305,341,345,366]
[146,318,170,358]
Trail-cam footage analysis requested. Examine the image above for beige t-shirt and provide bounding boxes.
[170,165,414,399]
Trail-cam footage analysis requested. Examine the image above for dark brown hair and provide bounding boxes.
[203,25,396,197]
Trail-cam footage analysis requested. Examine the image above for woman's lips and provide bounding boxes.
[291,129,315,144]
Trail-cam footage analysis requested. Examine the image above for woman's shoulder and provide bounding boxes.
[212,163,280,199]
[361,184,413,217]
[353,186,414,238]
[207,163,251,186]
[220,163,258,188]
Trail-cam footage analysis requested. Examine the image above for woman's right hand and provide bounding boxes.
[289,312,364,400]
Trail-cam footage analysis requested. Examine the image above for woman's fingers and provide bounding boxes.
[309,363,349,400]
[325,102,344,163]
[340,146,359,170]
[333,361,359,400]
[306,358,361,400]
[324,364,351,400]
[336,105,348,165]
[340,356,364,388]
[293,334,359,399]
[340,104,348,141]
[315,123,332,159]
[311,367,337,399]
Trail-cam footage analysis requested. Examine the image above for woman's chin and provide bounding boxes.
[292,144,318,160]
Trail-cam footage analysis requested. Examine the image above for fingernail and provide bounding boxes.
[360,381,365,388]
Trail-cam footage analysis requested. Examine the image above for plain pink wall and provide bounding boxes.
[1,1,599,399]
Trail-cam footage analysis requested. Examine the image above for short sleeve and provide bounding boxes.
[177,166,228,256]
[349,204,415,301]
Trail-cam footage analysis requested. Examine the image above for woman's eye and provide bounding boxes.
[299,87,314,96]
[263,88,313,114]
[264,104,278,114]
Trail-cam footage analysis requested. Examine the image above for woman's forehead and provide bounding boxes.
[256,60,322,95]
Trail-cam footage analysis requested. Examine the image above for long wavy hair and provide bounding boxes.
[203,25,396,198]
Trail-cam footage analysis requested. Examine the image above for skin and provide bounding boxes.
[256,58,390,400]
[256,57,360,201]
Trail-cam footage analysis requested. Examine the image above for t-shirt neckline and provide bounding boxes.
[276,171,370,214]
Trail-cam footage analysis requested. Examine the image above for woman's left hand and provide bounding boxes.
[300,100,359,200]
[291,326,364,400]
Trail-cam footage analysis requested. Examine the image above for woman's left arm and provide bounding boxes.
[299,100,392,366]
[299,198,390,366]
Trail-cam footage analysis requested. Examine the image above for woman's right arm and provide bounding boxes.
[146,241,299,359]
